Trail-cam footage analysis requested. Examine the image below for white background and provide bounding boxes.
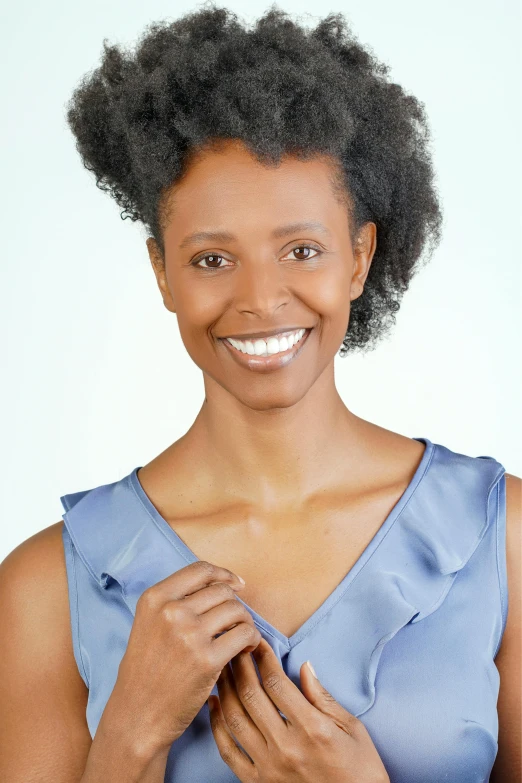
[1,0,520,561]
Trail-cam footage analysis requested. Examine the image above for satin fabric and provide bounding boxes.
[60,437,507,782]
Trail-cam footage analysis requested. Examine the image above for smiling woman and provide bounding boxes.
[65,3,443,358]
[0,3,519,783]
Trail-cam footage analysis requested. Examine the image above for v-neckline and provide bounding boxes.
[128,436,435,650]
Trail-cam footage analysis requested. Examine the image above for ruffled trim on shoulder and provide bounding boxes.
[61,471,190,604]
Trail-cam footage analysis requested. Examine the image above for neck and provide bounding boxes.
[177,364,370,509]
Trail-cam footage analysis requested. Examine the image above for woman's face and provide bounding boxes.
[147,139,376,411]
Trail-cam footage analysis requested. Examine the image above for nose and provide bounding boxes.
[232,258,291,319]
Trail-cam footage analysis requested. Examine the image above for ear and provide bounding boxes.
[350,221,377,302]
[146,237,176,314]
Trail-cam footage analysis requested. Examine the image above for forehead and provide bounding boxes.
[161,139,350,239]
[179,138,339,184]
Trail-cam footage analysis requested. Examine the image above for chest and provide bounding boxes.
[167,486,402,640]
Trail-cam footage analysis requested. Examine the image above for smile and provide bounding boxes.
[218,328,313,372]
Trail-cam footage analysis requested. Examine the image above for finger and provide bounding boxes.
[144,560,245,605]
[251,638,318,725]
[211,620,263,660]
[299,659,360,737]
[230,649,287,743]
[185,581,247,616]
[215,662,266,752]
[199,596,257,639]
[208,695,256,781]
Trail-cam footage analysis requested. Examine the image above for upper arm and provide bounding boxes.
[491,473,522,783]
[0,521,92,782]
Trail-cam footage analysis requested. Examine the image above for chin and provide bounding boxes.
[214,374,313,412]
[236,391,308,412]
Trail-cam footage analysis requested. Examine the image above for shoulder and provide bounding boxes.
[0,519,86,687]
[0,520,69,609]
[491,472,521,782]
[0,522,91,780]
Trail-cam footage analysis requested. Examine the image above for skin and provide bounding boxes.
[0,137,519,781]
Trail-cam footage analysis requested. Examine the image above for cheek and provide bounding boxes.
[300,268,352,333]
[174,283,224,339]
[313,276,351,313]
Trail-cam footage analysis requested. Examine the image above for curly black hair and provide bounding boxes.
[65,1,442,355]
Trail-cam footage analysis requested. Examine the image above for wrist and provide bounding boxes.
[95,699,172,771]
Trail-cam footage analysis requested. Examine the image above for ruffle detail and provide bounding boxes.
[310,446,504,716]
[60,440,506,718]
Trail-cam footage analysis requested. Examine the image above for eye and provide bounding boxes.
[191,254,232,270]
[286,245,321,262]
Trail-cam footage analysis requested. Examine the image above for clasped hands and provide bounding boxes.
[208,637,390,783]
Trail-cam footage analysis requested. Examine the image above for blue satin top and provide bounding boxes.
[60,437,507,782]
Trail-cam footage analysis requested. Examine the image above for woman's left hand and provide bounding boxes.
[208,637,389,783]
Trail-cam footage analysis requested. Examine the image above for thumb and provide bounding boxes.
[300,659,337,709]
[300,660,359,734]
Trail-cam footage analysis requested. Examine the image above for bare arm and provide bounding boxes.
[490,473,522,783]
[0,522,168,782]
[79,715,170,782]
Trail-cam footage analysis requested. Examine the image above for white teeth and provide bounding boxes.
[266,337,281,355]
[254,339,266,356]
[225,328,306,357]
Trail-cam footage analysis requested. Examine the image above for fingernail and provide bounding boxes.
[237,575,246,584]
[306,660,317,678]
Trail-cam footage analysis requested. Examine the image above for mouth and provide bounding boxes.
[218,327,313,373]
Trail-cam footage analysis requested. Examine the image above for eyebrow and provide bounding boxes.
[178,221,332,249]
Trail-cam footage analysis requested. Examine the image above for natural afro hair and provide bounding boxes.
[65,2,443,355]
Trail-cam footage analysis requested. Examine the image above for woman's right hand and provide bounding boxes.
[102,560,262,759]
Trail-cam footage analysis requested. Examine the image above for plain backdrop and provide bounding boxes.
[1,0,520,562]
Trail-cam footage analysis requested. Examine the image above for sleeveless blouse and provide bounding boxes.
[60,437,508,782]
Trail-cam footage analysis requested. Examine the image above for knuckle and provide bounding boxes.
[177,628,199,656]
[238,684,257,705]
[196,560,217,578]
[218,746,236,766]
[319,685,337,704]
[263,670,284,697]
[342,713,362,737]
[136,587,157,611]
[242,623,260,643]
[223,597,242,613]
[354,717,368,738]
[279,742,304,768]
[215,582,236,601]
[227,710,248,734]
[306,717,334,743]
[233,622,254,643]
[198,647,219,673]
[160,601,189,626]
[241,607,257,625]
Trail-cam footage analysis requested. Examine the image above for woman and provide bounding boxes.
[0,4,519,782]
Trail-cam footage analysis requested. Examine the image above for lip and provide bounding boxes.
[219,328,313,373]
